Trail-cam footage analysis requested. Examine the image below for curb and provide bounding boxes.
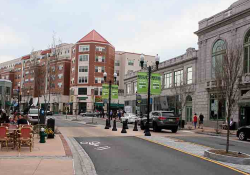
[204,150,250,165]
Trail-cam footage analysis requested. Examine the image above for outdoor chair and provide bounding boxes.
[0,126,12,151]
[1,123,10,127]
[17,127,33,152]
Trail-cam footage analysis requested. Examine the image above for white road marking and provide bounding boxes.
[95,146,110,151]
[80,141,110,150]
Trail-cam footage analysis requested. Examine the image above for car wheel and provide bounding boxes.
[171,127,178,133]
[140,122,145,130]
[239,131,247,141]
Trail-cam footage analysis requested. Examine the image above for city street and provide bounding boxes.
[54,115,250,175]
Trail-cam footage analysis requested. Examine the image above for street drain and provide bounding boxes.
[219,143,235,146]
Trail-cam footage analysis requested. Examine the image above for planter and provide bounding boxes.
[204,149,250,165]
[47,134,54,139]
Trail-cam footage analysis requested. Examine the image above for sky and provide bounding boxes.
[0,0,237,64]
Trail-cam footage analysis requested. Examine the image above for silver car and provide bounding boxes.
[140,111,179,133]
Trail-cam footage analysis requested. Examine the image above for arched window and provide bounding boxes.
[212,39,226,78]
[244,30,250,73]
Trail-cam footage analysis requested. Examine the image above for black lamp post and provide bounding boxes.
[103,72,117,128]
[140,54,160,136]
[17,84,20,112]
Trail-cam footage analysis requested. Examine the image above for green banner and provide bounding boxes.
[137,72,148,94]
[151,73,161,95]
[111,85,118,99]
[102,84,109,100]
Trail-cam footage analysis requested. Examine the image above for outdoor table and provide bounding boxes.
[7,125,19,149]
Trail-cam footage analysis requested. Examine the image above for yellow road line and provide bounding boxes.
[136,136,250,175]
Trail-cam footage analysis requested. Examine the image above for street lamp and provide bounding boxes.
[140,54,160,136]
[103,72,117,127]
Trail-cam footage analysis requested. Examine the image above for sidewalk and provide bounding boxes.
[0,134,74,175]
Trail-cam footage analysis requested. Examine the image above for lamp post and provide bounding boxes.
[140,54,160,136]
[103,72,117,127]
[17,84,20,112]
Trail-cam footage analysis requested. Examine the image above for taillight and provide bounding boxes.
[158,117,166,120]
[176,118,180,121]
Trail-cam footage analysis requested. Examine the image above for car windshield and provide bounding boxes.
[29,110,38,114]
[162,112,175,117]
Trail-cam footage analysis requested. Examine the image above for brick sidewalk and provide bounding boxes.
[0,134,74,175]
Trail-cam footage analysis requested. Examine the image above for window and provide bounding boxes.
[95,66,98,72]
[94,88,98,95]
[72,67,75,72]
[115,70,119,76]
[79,66,88,72]
[210,93,225,120]
[95,78,98,83]
[51,66,55,72]
[174,70,183,86]
[58,65,63,70]
[128,60,134,66]
[95,56,105,62]
[101,67,105,73]
[134,82,137,93]
[79,45,89,52]
[6,87,10,95]
[115,60,120,66]
[165,72,172,88]
[79,76,88,83]
[58,83,62,88]
[96,46,105,52]
[244,30,250,73]
[25,79,29,82]
[212,39,226,78]
[100,88,102,95]
[187,67,192,84]
[95,77,104,83]
[30,78,34,82]
[79,54,88,61]
[58,74,63,79]
[72,57,75,63]
[117,80,119,86]
[71,78,74,84]
[78,88,87,95]
[126,84,131,94]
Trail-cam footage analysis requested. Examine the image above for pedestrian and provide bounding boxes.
[198,113,204,129]
[17,114,28,125]
[193,113,198,129]
[118,110,121,121]
[102,109,105,118]
[1,109,8,123]
[110,110,113,120]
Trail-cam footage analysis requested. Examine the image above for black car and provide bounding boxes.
[237,125,250,141]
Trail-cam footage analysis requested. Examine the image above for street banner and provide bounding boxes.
[137,72,148,94]
[111,85,118,99]
[151,73,161,95]
[102,84,109,100]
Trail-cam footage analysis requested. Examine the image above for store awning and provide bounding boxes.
[110,103,124,108]
[78,97,88,100]
[5,101,12,106]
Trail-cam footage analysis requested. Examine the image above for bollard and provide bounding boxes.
[112,120,117,131]
[125,119,129,129]
[105,119,110,129]
[121,121,127,133]
[133,120,138,131]
[40,127,46,143]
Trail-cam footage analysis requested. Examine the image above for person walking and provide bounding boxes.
[193,113,198,129]
[198,113,204,129]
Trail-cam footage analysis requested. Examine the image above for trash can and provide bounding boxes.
[47,118,55,132]
[179,120,185,128]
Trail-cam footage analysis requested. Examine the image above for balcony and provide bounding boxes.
[206,80,224,89]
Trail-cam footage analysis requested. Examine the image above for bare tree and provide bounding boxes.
[214,43,243,153]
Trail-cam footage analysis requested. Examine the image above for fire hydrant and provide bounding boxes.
[40,127,46,143]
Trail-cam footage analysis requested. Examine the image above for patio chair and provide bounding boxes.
[0,126,12,151]
[1,123,10,127]
[17,127,33,152]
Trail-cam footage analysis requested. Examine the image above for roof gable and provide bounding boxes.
[77,30,110,44]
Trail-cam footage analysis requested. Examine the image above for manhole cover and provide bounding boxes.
[219,143,235,146]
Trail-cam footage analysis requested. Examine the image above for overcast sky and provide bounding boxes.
[0,0,237,63]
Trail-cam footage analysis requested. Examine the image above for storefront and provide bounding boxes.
[209,93,225,121]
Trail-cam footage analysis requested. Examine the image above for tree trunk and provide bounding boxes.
[226,109,230,153]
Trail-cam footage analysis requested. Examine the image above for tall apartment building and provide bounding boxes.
[69,30,115,114]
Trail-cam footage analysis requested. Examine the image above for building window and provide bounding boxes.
[96,46,105,52]
[95,56,105,62]
[79,45,90,52]
[210,93,225,120]
[58,83,62,88]
[95,66,98,73]
[164,72,172,88]
[79,66,88,72]
[30,78,34,82]
[187,67,192,84]
[128,60,134,66]
[72,67,75,72]
[101,67,105,73]
[174,70,183,86]
[58,74,63,79]
[244,30,250,73]
[79,54,88,61]
[134,82,137,93]
[6,87,10,95]
[212,39,226,78]
[95,77,104,84]
[58,65,63,70]
[79,76,88,84]
[115,60,120,66]
[78,88,87,95]
[94,88,98,95]
[117,80,119,86]
[95,78,98,84]
[100,88,102,95]
[126,84,131,94]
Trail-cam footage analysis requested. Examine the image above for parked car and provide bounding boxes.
[140,111,179,133]
[237,125,250,141]
[138,114,147,126]
[121,113,138,123]
[81,111,100,117]
[28,108,39,124]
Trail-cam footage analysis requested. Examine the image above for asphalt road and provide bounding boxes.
[172,136,250,154]
[55,118,95,127]
[75,136,242,175]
